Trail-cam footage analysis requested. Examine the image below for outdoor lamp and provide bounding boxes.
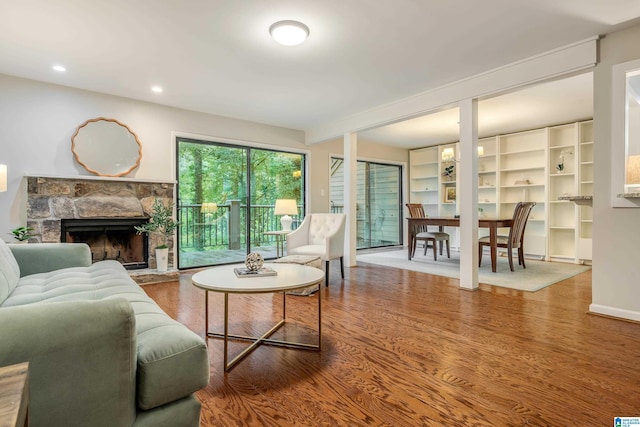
[201,202,218,213]
[274,199,298,231]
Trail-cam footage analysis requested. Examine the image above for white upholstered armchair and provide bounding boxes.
[286,213,346,287]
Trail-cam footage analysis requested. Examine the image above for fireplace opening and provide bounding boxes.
[61,218,149,270]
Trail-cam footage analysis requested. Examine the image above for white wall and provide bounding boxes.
[0,74,306,235]
[592,23,640,321]
[0,74,408,239]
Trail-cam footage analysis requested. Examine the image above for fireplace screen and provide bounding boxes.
[61,218,149,269]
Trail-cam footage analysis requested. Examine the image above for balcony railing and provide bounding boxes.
[178,202,299,250]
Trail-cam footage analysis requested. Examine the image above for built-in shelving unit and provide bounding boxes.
[499,128,547,257]
[408,119,593,264]
[408,146,440,218]
[547,123,578,261]
[577,120,593,262]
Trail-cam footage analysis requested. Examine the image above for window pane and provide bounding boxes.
[177,138,306,268]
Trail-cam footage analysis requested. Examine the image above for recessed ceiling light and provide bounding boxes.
[52,65,66,72]
[151,86,163,93]
[269,20,310,46]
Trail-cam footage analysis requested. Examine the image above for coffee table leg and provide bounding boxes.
[205,290,209,337]
[318,286,322,349]
[208,283,322,372]
[282,291,286,320]
[223,292,229,371]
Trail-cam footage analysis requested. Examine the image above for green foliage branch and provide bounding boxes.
[135,198,179,249]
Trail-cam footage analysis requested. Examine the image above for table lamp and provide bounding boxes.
[0,164,6,192]
[274,199,298,231]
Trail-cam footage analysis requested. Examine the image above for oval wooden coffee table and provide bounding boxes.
[192,263,324,372]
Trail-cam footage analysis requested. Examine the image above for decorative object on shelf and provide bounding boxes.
[477,146,484,156]
[555,149,573,173]
[8,226,38,243]
[274,199,298,231]
[0,164,6,192]
[478,207,484,217]
[135,198,179,272]
[445,187,456,203]
[442,165,455,180]
[244,252,265,271]
[71,117,142,177]
[514,179,530,185]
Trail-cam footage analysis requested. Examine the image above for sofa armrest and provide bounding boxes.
[9,243,92,277]
[0,298,136,427]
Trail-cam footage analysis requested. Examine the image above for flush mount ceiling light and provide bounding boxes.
[151,86,163,93]
[52,65,66,72]
[269,20,310,46]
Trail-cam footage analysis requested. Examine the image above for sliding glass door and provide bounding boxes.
[176,138,305,269]
[330,158,402,249]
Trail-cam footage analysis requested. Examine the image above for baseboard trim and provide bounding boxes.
[589,304,640,323]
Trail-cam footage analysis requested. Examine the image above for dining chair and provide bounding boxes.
[405,203,450,261]
[286,213,346,286]
[479,201,536,271]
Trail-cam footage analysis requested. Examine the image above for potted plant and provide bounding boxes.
[8,226,38,243]
[135,198,179,272]
[442,165,455,180]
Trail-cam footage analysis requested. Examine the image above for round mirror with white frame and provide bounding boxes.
[71,117,142,177]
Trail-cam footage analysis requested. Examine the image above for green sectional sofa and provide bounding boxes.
[0,240,209,427]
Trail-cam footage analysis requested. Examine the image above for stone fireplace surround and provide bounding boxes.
[26,176,176,274]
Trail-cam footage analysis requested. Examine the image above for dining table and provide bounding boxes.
[407,217,513,273]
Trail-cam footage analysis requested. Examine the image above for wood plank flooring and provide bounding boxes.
[143,262,640,426]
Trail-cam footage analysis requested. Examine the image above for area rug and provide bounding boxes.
[357,249,591,292]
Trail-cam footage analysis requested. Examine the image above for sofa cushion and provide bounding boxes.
[0,239,20,305]
[3,260,209,410]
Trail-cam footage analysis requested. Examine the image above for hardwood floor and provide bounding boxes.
[143,263,640,426]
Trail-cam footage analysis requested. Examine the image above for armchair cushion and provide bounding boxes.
[287,213,346,261]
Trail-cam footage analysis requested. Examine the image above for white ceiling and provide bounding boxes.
[1,1,639,148]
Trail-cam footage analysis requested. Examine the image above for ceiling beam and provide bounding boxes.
[305,37,599,144]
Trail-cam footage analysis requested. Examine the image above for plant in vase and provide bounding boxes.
[135,198,179,272]
[555,149,572,173]
[442,165,455,180]
[8,226,38,243]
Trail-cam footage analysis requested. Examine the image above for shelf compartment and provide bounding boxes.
[548,227,575,259]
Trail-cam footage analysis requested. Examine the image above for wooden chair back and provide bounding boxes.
[508,202,536,248]
[406,203,426,218]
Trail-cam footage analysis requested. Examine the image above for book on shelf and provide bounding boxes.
[234,266,277,278]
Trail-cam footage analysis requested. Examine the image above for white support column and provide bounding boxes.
[459,99,479,290]
[344,132,358,267]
